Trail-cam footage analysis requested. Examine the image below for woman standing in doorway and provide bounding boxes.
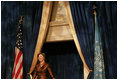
[32,53,55,79]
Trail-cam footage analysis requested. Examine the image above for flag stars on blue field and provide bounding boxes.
[16,16,23,50]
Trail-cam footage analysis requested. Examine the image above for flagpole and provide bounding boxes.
[93,5,97,24]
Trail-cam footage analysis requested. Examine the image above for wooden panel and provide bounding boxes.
[49,21,68,27]
[45,1,73,42]
[29,1,53,74]
[46,25,73,42]
[51,1,67,22]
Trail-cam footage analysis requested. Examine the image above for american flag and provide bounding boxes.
[12,16,23,79]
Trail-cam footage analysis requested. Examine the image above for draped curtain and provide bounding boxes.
[96,1,117,79]
[1,1,43,79]
[22,2,43,78]
[69,1,117,79]
[69,1,95,78]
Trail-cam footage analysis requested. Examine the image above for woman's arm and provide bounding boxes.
[48,65,55,79]
[32,71,36,79]
[32,67,37,79]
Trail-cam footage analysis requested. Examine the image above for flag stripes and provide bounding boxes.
[12,47,23,79]
[12,16,23,79]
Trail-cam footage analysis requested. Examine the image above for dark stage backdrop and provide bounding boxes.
[1,2,23,78]
[96,1,117,78]
[69,1,117,79]
[42,41,83,79]
[1,1,43,79]
[1,1,117,79]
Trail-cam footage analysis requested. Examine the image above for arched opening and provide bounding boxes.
[42,41,83,79]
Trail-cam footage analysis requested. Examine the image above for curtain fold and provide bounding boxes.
[96,1,117,79]
[69,1,95,78]
[21,2,43,78]
[1,1,43,79]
